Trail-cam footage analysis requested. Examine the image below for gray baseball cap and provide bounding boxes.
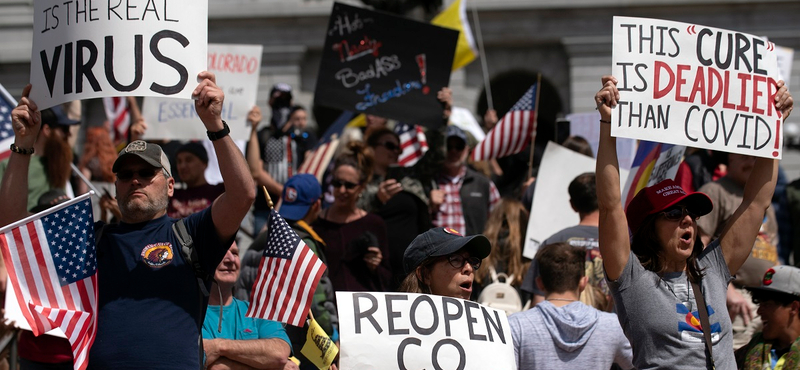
[746,265,800,297]
[112,140,172,177]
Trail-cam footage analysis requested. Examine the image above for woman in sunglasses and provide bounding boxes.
[594,75,793,370]
[314,141,393,292]
[399,227,491,300]
[359,128,432,289]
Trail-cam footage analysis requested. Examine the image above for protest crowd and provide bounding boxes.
[1,2,800,370]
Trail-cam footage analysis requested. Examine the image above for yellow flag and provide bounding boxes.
[346,113,366,128]
[431,0,478,71]
[300,316,338,369]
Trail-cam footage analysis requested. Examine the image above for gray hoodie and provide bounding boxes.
[509,301,634,369]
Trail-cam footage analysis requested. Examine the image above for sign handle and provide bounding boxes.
[527,73,542,180]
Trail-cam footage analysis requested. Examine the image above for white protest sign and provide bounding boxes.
[30,0,208,110]
[567,111,637,170]
[336,291,516,370]
[523,141,628,259]
[775,45,794,88]
[142,43,263,140]
[611,16,784,159]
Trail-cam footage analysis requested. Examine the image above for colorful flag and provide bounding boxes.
[103,97,129,145]
[246,209,326,327]
[431,0,477,71]
[0,193,97,370]
[395,122,428,167]
[300,314,338,370]
[621,141,687,209]
[471,84,538,161]
[0,83,17,161]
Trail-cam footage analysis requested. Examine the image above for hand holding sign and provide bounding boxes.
[11,85,42,150]
[775,80,794,119]
[193,71,225,131]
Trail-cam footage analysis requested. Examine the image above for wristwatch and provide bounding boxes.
[207,120,230,141]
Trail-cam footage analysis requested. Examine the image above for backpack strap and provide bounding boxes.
[171,219,212,370]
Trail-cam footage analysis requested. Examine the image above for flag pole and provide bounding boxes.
[261,186,274,209]
[471,3,493,111]
[527,73,542,180]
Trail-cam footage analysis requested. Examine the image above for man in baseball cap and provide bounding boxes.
[736,266,800,369]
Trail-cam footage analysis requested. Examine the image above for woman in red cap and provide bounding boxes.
[594,75,792,370]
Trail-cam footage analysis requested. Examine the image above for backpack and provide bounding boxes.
[477,266,522,315]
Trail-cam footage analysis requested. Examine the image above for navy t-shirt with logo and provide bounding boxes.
[88,208,230,369]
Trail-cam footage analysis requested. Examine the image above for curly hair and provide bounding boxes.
[631,214,705,283]
[475,198,530,286]
[334,141,374,184]
[79,126,117,182]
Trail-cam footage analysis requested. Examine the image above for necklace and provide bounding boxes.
[661,275,694,311]
[546,298,577,302]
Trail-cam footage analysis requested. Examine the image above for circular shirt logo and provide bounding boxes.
[443,228,462,236]
[141,243,174,268]
[763,268,776,286]
[285,187,298,202]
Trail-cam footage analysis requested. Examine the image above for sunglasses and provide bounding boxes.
[446,254,481,270]
[378,141,401,152]
[332,179,359,190]
[447,142,466,152]
[660,205,699,221]
[117,168,160,181]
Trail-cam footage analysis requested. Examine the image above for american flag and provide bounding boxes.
[395,122,428,167]
[0,193,97,370]
[0,83,17,161]
[471,83,539,161]
[298,111,353,183]
[103,97,129,145]
[246,209,326,327]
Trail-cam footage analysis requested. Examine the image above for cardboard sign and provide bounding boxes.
[611,16,784,159]
[336,292,516,370]
[523,141,629,259]
[314,3,458,128]
[141,44,263,140]
[30,0,208,110]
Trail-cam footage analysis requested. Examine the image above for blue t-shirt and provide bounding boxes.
[202,298,292,349]
[88,208,231,370]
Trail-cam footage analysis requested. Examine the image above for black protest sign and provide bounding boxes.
[314,3,458,128]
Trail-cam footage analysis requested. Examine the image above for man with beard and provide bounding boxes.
[0,105,78,212]
[1,71,256,370]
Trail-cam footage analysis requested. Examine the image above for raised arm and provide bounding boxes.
[204,338,290,370]
[245,106,282,197]
[193,72,256,241]
[594,76,630,281]
[0,85,40,227]
[717,81,792,275]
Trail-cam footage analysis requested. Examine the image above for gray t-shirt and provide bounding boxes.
[608,239,734,369]
[521,225,601,295]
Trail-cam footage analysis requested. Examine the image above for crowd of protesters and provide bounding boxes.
[1,68,800,370]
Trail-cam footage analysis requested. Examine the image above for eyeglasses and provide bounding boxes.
[661,205,699,221]
[378,141,401,152]
[446,254,481,270]
[117,168,160,181]
[332,179,359,190]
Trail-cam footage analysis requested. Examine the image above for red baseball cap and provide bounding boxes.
[625,179,713,234]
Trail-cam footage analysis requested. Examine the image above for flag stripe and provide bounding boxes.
[472,84,538,162]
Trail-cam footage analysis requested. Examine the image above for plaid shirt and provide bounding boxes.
[433,166,500,235]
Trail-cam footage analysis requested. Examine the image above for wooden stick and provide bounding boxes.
[471,4,493,111]
[527,73,542,180]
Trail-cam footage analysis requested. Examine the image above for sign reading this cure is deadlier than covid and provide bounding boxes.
[611,16,785,159]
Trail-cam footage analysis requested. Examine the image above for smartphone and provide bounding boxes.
[386,165,406,182]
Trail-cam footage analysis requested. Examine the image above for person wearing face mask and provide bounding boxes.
[398,227,491,300]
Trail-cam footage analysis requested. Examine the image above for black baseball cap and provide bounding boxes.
[403,228,491,274]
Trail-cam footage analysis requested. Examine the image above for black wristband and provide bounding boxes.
[600,119,611,124]
[207,120,230,141]
[10,143,34,155]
